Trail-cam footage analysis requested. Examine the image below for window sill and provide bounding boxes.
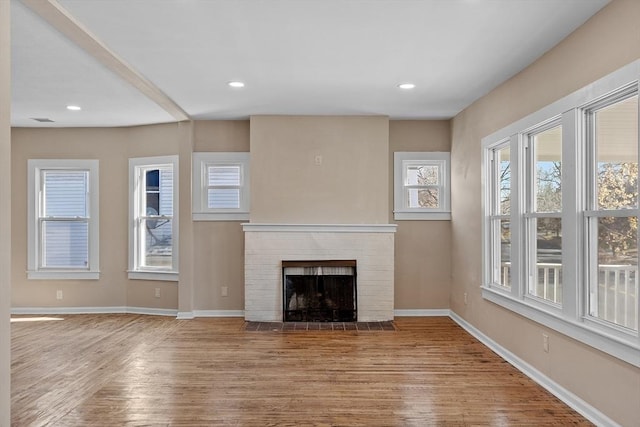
[192,212,250,221]
[27,270,100,280]
[128,271,179,282]
[394,211,451,221]
[481,285,640,368]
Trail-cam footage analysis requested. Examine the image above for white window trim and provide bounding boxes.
[27,159,100,280]
[192,152,250,221]
[481,59,640,368]
[393,152,451,220]
[128,155,179,282]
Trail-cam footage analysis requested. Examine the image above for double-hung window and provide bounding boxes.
[482,60,640,367]
[192,152,250,221]
[525,122,563,305]
[393,152,451,220]
[129,156,178,281]
[584,88,638,331]
[27,159,99,279]
[487,143,511,288]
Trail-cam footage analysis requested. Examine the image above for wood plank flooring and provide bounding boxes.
[11,315,591,426]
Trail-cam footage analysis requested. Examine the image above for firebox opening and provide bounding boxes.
[282,260,357,322]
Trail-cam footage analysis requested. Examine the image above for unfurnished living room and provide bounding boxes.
[1,0,639,426]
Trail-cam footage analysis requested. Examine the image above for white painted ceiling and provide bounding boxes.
[11,0,610,127]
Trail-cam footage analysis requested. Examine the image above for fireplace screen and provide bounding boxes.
[283,260,357,322]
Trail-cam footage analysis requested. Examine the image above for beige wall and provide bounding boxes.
[192,120,249,311]
[250,116,389,224]
[10,124,189,311]
[10,118,450,314]
[389,121,451,309]
[450,1,640,425]
[1,1,10,424]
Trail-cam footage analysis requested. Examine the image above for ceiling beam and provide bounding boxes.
[20,0,190,122]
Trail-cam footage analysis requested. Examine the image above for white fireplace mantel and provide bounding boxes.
[241,223,397,233]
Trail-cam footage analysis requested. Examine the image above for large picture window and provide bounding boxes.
[482,60,640,367]
[129,156,178,281]
[27,159,99,279]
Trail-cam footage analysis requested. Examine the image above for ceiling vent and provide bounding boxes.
[31,118,55,123]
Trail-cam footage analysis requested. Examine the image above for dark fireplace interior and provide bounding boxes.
[283,260,357,322]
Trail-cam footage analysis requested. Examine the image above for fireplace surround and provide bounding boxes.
[243,224,396,322]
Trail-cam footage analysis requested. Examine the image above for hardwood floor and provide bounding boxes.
[11,315,591,426]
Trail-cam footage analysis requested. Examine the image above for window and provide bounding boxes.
[27,159,99,279]
[487,143,511,288]
[129,156,178,281]
[482,60,640,367]
[192,152,250,221]
[585,89,638,331]
[393,152,451,220]
[526,122,563,305]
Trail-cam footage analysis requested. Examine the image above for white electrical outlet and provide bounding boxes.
[155,288,161,298]
[56,290,63,300]
[464,292,468,305]
[221,286,228,297]
[314,155,322,165]
[543,334,549,353]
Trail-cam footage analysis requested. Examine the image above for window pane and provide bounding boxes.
[159,168,173,216]
[141,218,172,268]
[143,168,173,216]
[208,188,240,209]
[533,125,562,213]
[406,164,439,186]
[529,218,562,303]
[145,169,160,215]
[208,166,241,186]
[498,147,511,215]
[41,220,88,268]
[495,219,511,287]
[591,216,638,331]
[407,188,439,208]
[43,170,88,217]
[595,95,638,210]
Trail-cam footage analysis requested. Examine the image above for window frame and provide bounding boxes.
[393,152,451,220]
[192,152,250,221]
[27,159,100,280]
[481,59,640,368]
[486,141,512,289]
[128,155,179,281]
[523,119,564,308]
[583,86,639,334]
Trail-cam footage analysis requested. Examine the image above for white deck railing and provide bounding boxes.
[500,263,638,330]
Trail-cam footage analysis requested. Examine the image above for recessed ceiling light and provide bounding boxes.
[398,83,416,90]
[228,81,245,88]
[66,105,82,111]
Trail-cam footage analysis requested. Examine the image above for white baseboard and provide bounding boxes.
[193,310,244,318]
[11,306,177,317]
[11,306,127,315]
[449,311,619,427]
[125,307,178,317]
[176,311,195,320]
[394,309,450,317]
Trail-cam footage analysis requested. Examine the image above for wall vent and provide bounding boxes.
[30,118,55,123]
